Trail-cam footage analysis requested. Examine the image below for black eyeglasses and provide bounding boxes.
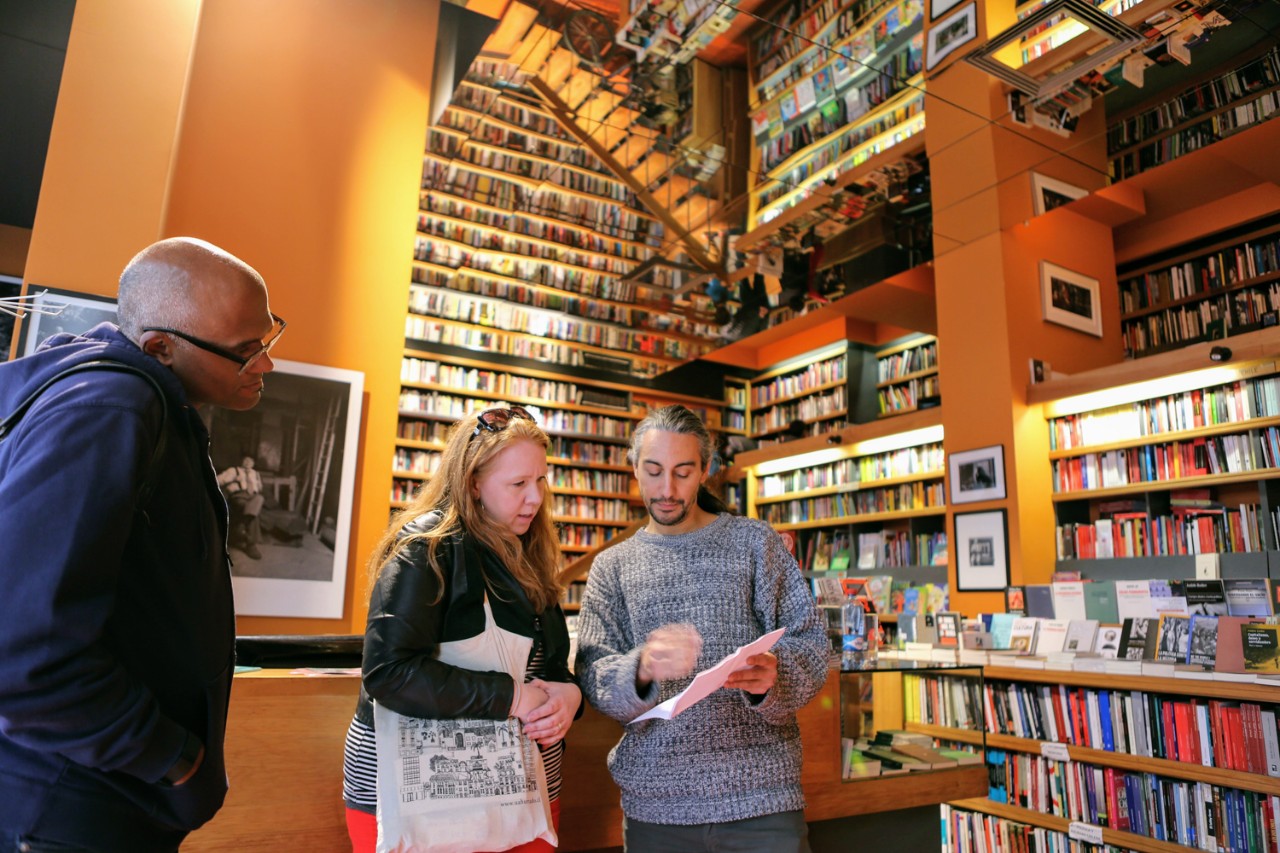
[470,406,536,439]
[144,313,287,376]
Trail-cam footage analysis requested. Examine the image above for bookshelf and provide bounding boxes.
[745,0,927,230]
[920,667,1280,852]
[1117,212,1280,359]
[1032,328,1280,577]
[748,341,853,445]
[876,333,939,418]
[1107,44,1280,183]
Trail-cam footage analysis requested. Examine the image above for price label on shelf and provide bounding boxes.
[1068,822,1104,845]
[1040,742,1071,762]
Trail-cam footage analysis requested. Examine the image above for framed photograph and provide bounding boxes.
[204,358,364,619]
[926,3,977,71]
[1040,261,1103,337]
[954,509,1010,591]
[949,444,1006,504]
[930,0,964,20]
[1031,172,1088,216]
[15,286,119,357]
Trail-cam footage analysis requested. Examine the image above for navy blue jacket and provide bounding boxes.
[0,324,234,851]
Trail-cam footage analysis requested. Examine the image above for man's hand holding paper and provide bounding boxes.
[630,628,786,723]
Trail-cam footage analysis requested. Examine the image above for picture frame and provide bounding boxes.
[954,509,1010,591]
[925,3,977,71]
[1031,172,1088,216]
[1040,261,1103,337]
[15,286,119,358]
[0,274,21,362]
[204,358,364,619]
[948,444,1007,504]
[930,0,964,21]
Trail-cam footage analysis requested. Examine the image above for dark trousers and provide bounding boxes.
[623,810,810,853]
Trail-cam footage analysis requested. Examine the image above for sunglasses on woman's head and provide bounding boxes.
[470,406,536,439]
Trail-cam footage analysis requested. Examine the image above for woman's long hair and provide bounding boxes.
[368,411,562,611]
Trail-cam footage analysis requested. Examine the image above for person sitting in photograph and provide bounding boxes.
[217,455,264,559]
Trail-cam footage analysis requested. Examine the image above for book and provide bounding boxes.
[1095,624,1123,658]
[1005,585,1026,615]
[1051,580,1087,620]
[1024,584,1055,618]
[1213,615,1267,674]
[1063,618,1099,653]
[990,613,1017,649]
[1035,618,1071,654]
[1118,617,1156,660]
[1241,624,1280,671]
[1082,580,1119,624]
[937,747,983,766]
[935,611,961,648]
[1186,614,1219,667]
[1116,580,1157,620]
[1155,613,1191,662]
[889,742,958,769]
[1172,579,1229,616]
[1224,578,1272,617]
[842,739,881,778]
[1008,617,1041,653]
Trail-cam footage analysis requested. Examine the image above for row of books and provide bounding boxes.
[393,448,440,475]
[420,192,650,261]
[876,339,936,383]
[797,529,947,574]
[414,237,622,298]
[1047,377,1280,450]
[451,82,566,142]
[985,747,1280,850]
[557,524,623,548]
[442,109,603,176]
[751,387,847,435]
[812,574,948,614]
[876,373,939,414]
[416,214,635,277]
[940,804,1125,853]
[1005,577,1275,623]
[758,479,944,524]
[750,354,847,407]
[411,256,637,309]
[1119,242,1280,313]
[400,356,627,407]
[548,467,632,494]
[396,419,448,446]
[756,444,944,496]
[1050,428,1280,491]
[841,728,981,779]
[1054,503,1264,559]
[550,496,636,522]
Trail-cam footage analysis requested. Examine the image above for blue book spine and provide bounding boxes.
[1099,690,1115,752]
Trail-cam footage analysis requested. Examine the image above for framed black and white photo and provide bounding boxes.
[930,0,964,21]
[15,286,119,357]
[954,509,1009,591]
[948,444,1006,504]
[1031,172,1088,216]
[1040,261,1102,337]
[926,3,977,70]
[204,359,364,619]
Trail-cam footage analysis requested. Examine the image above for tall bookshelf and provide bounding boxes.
[748,341,855,446]
[1029,327,1280,579]
[876,333,939,418]
[915,667,1280,852]
[745,0,926,230]
[1117,212,1280,359]
[1107,44,1280,183]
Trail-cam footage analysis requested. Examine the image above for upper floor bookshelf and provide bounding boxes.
[746,0,926,229]
[748,342,852,445]
[1118,212,1280,359]
[876,333,939,418]
[1107,43,1280,183]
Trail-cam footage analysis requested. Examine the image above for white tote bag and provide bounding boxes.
[374,597,556,853]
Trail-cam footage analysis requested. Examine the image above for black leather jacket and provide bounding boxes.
[354,514,575,727]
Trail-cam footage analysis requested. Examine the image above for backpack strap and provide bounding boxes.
[0,359,169,506]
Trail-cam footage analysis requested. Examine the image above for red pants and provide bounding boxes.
[346,798,561,853]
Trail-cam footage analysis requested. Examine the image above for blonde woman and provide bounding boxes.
[342,406,580,852]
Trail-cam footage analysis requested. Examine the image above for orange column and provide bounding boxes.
[923,1,1124,612]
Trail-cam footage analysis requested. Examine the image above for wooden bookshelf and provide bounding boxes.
[747,342,851,444]
[876,333,939,418]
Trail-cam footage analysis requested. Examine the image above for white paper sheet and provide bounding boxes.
[630,627,786,723]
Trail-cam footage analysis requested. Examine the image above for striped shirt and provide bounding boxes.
[342,641,565,813]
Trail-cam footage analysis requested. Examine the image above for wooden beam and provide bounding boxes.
[528,76,722,275]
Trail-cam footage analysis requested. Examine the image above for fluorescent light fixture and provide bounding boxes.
[749,424,945,476]
[1043,362,1278,418]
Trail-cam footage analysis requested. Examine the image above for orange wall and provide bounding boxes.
[24,0,202,294]
[163,0,439,635]
[0,225,31,278]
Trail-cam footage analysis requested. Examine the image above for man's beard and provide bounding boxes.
[646,497,690,527]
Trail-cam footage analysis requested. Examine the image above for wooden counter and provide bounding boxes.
[186,669,986,851]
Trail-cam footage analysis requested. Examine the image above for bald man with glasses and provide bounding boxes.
[0,237,280,852]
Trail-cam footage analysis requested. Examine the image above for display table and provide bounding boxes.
[185,666,986,851]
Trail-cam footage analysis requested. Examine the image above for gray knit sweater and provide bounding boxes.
[575,513,828,825]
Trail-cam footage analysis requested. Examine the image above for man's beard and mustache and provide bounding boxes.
[646,496,691,527]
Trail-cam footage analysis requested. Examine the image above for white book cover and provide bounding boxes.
[1116,580,1157,620]
[1036,619,1071,655]
[1095,519,1115,559]
[1008,617,1040,654]
[1063,619,1099,653]
[1051,581,1088,620]
[1261,709,1280,777]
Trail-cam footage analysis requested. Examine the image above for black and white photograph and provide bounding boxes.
[925,3,977,70]
[1040,261,1103,337]
[948,444,1006,504]
[1031,172,1088,216]
[1095,625,1122,658]
[15,286,118,357]
[954,509,1009,591]
[1187,615,1219,666]
[205,358,364,619]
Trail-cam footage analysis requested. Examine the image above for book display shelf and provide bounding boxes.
[919,667,1280,852]
[415,60,722,380]
[1117,212,1280,359]
[393,351,645,572]
[1107,44,1280,183]
[745,0,926,230]
[1033,330,1280,578]
[748,342,854,446]
[740,407,947,585]
[876,333,939,418]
